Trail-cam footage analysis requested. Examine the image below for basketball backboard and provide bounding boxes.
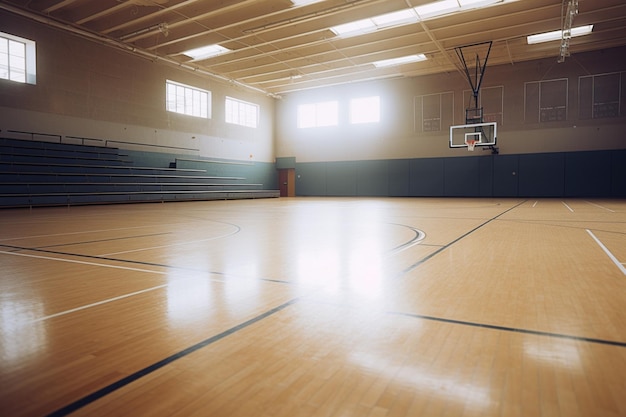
[449,121,497,150]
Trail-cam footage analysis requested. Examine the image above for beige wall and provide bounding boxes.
[0,11,275,163]
[275,46,626,162]
[2,9,626,166]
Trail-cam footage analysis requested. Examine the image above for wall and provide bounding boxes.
[294,150,626,197]
[275,46,626,162]
[0,10,275,164]
[274,46,626,197]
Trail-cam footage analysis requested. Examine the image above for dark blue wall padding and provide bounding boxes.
[293,149,623,198]
[478,157,494,196]
[564,151,611,197]
[388,159,410,197]
[326,161,358,196]
[611,150,626,197]
[518,153,565,197]
[492,155,519,197]
[295,162,327,196]
[356,160,389,196]
[409,158,444,196]
[443,157,481,197]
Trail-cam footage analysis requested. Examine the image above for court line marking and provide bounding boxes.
[532,201,538,208]
[0,225,156,242]
[1,243,292,284]
[400,200,527,274]
[35,232,172,249]
[1,246,290,324]
[586,229,626,275]
[45,298,300,417]
[562,201,574,212]
[0,249,168,275]
[30,285,170,324]
[391,310,626,348]
[98,221,241,256]
[386,223,426,255]
[585,201,615,212]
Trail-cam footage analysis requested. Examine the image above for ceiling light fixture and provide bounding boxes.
[373,54,427,68]
[290,0,323,5]
[183,44,230,60]
[526,24,593,44]
[331,0,506,38]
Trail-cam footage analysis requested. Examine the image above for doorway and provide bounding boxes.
[278,168,295,197]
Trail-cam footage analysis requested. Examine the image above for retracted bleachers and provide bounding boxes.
[0,137,279,208]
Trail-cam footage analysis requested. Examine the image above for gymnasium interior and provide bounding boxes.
[1,1,626,416]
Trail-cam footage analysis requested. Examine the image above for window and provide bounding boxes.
[0,32,36,84]
[297,101,339,128]
[579,72,625,119]
[166,80,211,118]
[350,96,380,124]
[414,92,454,132]
[225,96,259,128]
[524,79,568,123]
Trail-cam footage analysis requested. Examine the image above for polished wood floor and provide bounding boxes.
[1,197,625,417]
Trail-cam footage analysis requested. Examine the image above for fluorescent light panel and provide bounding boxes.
[183,44,230,60]
[414,0,503,19]
[291,0,322,5]
[527,24,593,44]
[371,9,419,27]
[373,54,427,68]
[331,19,377,36]
[331,0,505,37]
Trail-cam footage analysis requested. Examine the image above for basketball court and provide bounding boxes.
[1,197,625,416]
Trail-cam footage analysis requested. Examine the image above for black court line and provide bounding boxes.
[400,200,527,275]
[45,298,300,417]
[34,232,172,249]
[0,243,292,285]
[390,310,626,348]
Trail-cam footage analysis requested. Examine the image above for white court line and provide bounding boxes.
[562,201,574,212]
[29,284,169,323]
[0,249,168,275]
[0,249,226,324]
[532,201,539,208]
[585,201,616,212]
[99,231,239,256]
[0,225,154,242]
[586,229,626,276]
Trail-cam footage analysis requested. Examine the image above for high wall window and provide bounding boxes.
[414,92,453,132]
[297,101,339,128]
[350,96,380,124]
[225,96,259,128]
[0,32,36,85]
[524,78,568,123]
[166,80,211,118]
[579,72,626,119]
[461,86,504,125]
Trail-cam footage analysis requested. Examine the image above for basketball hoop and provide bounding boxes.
[467,139,476,151]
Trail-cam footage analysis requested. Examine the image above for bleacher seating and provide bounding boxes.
[0,137,279,208]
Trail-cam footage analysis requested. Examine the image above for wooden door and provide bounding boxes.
[278,168,295,197]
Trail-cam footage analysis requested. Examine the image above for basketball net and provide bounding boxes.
[467,139,476,151]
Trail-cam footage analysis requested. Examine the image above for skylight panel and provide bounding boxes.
[371,9,419,27]
[373,54,427,68]
[414,0,459,19]
[291,0,322,5]
[527,25,593,44]
[458,0,503,7]
[330,18,377,36]
[183,44,230,60]
[331,1,508,39]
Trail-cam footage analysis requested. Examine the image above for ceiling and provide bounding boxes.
[2,0,626,96]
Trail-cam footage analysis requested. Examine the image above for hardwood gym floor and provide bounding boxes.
[1,197,625,417]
